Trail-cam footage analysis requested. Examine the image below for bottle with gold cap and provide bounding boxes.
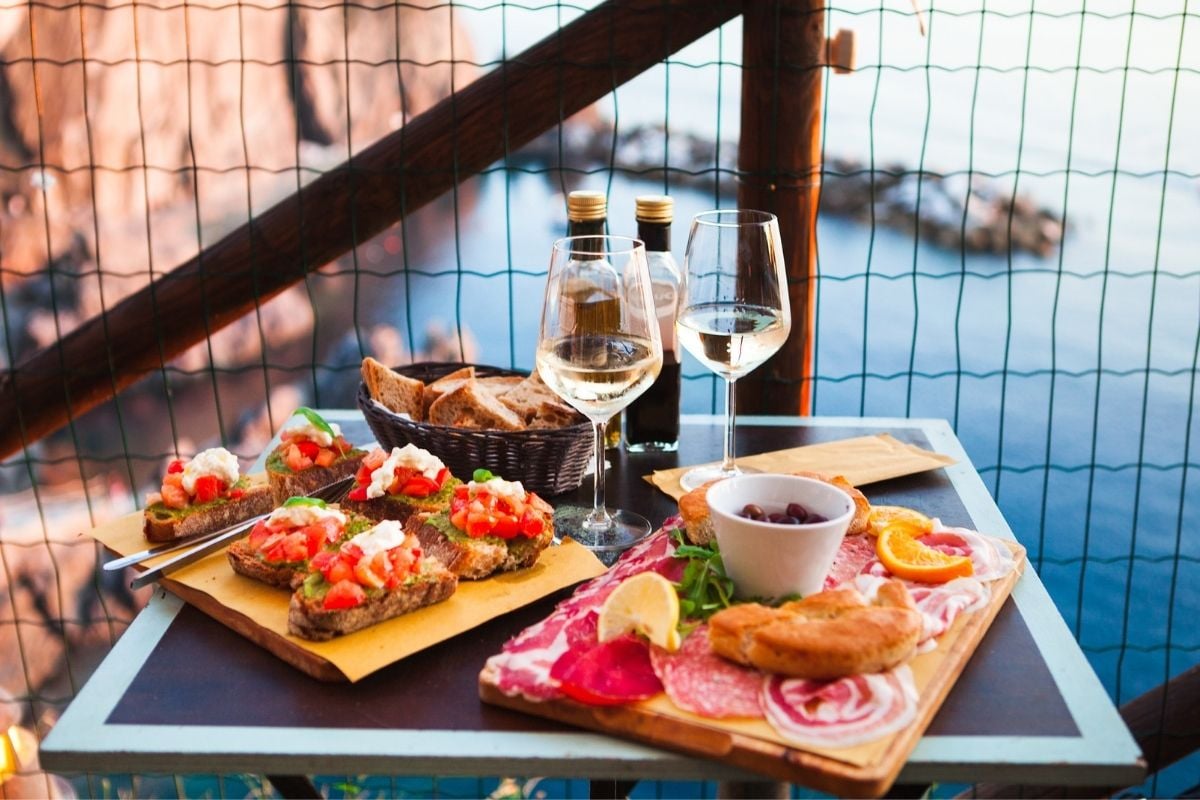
[625,195,681,452]
[564,190,622,449]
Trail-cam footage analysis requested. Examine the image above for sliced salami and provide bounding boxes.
[823,534,879,589]
[920,524,1016,581]
[551,634,663,705]
[761,666,918,748]
[650,627,763,719]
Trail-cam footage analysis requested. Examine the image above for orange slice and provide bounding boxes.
[867,505,934,538]
[598,572,681,652]
[876,526,973,583]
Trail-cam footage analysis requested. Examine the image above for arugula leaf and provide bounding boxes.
[295,407,335,437]
[668,528,736,622]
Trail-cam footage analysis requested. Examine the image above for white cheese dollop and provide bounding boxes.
[266,503,347,530]
[348,519,408,561]
[366,444,446,499]
[467,476,527,506]
[181,447,241,494]
[281,413,342,448]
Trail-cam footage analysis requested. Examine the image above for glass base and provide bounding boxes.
[678,462,761,492]
[554,505,653,566]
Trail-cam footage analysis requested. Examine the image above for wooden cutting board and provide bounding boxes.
[480,540,1026,797]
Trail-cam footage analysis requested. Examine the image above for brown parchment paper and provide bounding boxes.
[648,434,956,500]
[85,507,607,682]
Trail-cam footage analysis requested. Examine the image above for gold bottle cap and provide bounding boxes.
[567,190,608,222]
[635,194,674,223]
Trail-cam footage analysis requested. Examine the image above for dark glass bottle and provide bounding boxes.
[565,190,622,449]
[625,195,681,452]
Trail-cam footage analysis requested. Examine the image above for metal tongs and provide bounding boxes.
[110,475,355,590]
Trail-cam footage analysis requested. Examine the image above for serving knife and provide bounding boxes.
[120,475,355,589]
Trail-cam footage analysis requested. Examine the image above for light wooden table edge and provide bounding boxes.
[41,415,1145,788]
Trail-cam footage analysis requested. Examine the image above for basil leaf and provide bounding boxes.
[472,468,495,482]
[283,496,327,508]
[295,407,335,437]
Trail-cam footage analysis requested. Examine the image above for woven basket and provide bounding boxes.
[357,362,593,496]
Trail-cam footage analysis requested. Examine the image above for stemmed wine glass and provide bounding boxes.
[536,235,663,555]
[676,210,790,492]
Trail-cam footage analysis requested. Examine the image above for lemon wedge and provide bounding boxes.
[597,572,682,652]
[867,504,934,538]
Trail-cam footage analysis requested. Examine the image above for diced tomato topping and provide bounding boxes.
[354,464,373,486]
[341,542,365,563]
[248,519,273,550]
[491,515,519,539]
[265,531,310,563]
[400,475,440,497]
[163,472,185,489]
[301,524,327,556]
[192,475,226,504]
[166,459,185,474]
[447,482,545,540]
[161,484,189,510]
[346,486,368,502]
[314,449,336,468]
[228,488,245,500]
[354,559,387,589]
[323,580,366,610]
[363,448,388,470]
[296,440,320,460]
[325,557,354,585]
[285,444,314,472]
[310,551,337,573]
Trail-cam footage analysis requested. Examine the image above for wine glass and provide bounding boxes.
[676,210,790,492]
[536,235,663,556]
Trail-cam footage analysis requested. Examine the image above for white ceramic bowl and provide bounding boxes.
[706,474,856,600]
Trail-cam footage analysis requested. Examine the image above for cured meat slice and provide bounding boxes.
[907,577,989,641]
[551,634,663,705]
[650,627,763,719]
[762,666,918,748]
[823,534,878,589]
[919,524,1016,581]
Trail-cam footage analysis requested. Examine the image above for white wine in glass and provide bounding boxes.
[536,235,663,556]
[677,210,790,492]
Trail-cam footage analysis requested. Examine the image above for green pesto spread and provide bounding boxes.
[144,477,252,522]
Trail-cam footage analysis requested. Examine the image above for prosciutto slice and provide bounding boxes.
[650,627,764,719]
[761,666,918,748]
[919,524,1017,581]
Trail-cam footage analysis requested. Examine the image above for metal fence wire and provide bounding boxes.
[0,0,1196,797]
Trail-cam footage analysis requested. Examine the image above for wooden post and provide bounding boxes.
[736,0,823,416]
[0,0,743,460]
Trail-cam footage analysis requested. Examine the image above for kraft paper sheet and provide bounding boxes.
[648,433,956,499]
[85,498,607,682]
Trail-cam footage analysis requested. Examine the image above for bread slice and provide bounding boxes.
[677,480,719,546]
[266,447,366,506]
[476,375,524,397]
[527,400,582,429]
[362,357,424,419]
[497,376,560,423]
[407,511,554,580]
[427,380,525,430]
[143,481,274,543]
[420,366,475,417]
[287,562,457,640]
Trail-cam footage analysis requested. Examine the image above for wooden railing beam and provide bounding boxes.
[0,0,743,460]
[736,0,823,416]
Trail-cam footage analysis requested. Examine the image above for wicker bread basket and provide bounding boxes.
[357,362,593,496]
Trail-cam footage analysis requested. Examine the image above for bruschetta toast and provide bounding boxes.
[143,447,273,542]
[266,408,366,505]
[339,445,461,525]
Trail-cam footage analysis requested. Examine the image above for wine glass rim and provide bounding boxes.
[552,235,646,256]
[692,209,778,227]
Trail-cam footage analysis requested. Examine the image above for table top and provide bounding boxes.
[42,414,1145,787]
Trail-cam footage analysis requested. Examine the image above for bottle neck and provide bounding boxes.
[567,218,607,259]
[637,220,671,253]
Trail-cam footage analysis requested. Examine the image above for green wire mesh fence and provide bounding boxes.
[0,0,1196,797]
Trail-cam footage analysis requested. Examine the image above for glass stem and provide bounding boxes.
[587,419,611,529]
[721,377,738,473]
